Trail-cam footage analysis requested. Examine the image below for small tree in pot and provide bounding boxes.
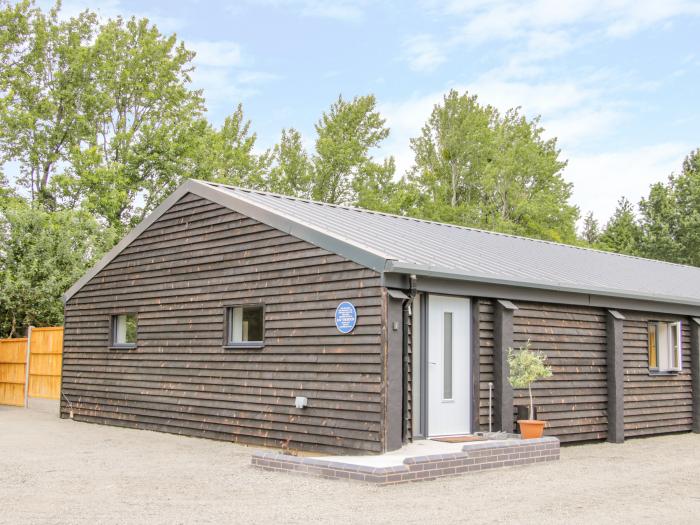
[508,340,553,439]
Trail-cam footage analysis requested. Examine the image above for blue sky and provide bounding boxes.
[45,1,700,223]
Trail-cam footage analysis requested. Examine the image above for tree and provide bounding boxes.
[597,198,642,255]
[508,340,552,420]
[352,157,398,212]
[638,149,700,266]
[0,202,115,337]
[0,1,98,204]
[55,15,207,232]
[405,90,578,242]
[311,94,395,205]
[581,212,600,245]
[672,149,700,266]
[194,104,271,190]
[267,128,313,198]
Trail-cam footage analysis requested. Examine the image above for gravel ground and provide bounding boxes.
[2,401,700,525]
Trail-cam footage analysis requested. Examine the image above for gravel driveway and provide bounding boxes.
[2,401,699,524]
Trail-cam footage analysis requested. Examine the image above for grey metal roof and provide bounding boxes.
[64,179,700,308]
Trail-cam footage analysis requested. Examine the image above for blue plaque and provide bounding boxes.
[335,302,357,334]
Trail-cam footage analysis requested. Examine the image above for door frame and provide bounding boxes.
[414,293,476,438]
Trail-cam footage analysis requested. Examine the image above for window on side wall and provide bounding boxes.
[224,305,264,348]
[111,313,138,348]
[648,321,682,373]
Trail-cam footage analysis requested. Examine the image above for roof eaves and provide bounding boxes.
[386,261,700,309]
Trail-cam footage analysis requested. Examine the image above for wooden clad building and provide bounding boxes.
[61,180,700,454]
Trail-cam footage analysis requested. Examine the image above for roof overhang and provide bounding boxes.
[384,261,700,313]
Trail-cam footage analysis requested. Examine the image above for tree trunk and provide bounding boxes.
[528,384,534,420]
[450,162,457,207]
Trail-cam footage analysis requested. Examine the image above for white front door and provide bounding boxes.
[428,295,471,436]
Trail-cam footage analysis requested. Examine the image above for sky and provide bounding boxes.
[36,0,700,224]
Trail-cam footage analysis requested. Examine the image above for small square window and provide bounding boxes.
[648,321,682,373]
[225,306,264,347]
[111,313,137,348]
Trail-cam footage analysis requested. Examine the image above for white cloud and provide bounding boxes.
[186,40,279,122]
[544,108,622,145]
[188,41,243,68]
[412,0,700,72]
[441,0,700,43]
[380,91,444,177]
[564,143,691,222]
[402,34,448,72]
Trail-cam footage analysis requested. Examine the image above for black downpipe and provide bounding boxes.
[402,275,418,444]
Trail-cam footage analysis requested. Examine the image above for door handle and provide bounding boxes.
[429,361,437,365]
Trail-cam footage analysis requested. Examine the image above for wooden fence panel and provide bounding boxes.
[0,327,63,405]
[28,327,64,399]
[0,338,28,406]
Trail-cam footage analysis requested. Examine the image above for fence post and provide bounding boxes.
[24,325,33,408]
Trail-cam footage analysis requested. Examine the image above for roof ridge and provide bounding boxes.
[198,179,699,272]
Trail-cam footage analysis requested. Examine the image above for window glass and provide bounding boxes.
[648,321,682,372]
[671,322,681,370]
[113,313,137,346]
[443,311,453,400]
[228,306,263,344]
[658,323,669,370]
[648,323,657,369]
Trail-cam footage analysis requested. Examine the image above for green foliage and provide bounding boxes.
[508,340,553,420]
[405,90,579,243]
[508,340,552,390]
[0,201,115,337]
[637,149,700,266]
[55,15,207,233]
[581,212,600,245]
[267,128,313,197]
[594,149,700,266]
[597,198,642,255]
[0,1,98,204]
[311,94,394,205]
[195,104,272,190]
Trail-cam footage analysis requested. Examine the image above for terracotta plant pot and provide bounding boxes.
[518,420,545,439]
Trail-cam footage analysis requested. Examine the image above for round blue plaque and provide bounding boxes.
[335,302,357,334]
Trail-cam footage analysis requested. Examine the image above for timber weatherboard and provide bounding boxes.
[61,193,386,454]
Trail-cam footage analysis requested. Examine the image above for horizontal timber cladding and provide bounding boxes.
[512,302,609,443]
[61,192,384,454]
[478,300,495,430]
[622,311,693,438]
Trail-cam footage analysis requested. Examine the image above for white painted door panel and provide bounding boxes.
[428,295,471,436]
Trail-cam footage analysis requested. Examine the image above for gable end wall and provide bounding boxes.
[61,193,385,454]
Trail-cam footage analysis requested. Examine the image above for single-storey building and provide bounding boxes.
[60,180,700,454]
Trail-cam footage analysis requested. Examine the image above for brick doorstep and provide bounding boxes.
[250,437,560,485]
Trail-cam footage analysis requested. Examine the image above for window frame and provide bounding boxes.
[109,312,138,350]
[223,304,265,349]
[648,320,682,374]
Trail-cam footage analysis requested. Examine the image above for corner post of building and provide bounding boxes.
[606,310,625,443]
[494,299,517,433]
[691,317,700,434]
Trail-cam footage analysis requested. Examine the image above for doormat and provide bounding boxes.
[431,435,486,443]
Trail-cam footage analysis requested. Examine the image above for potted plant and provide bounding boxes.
[508,340,553,439]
